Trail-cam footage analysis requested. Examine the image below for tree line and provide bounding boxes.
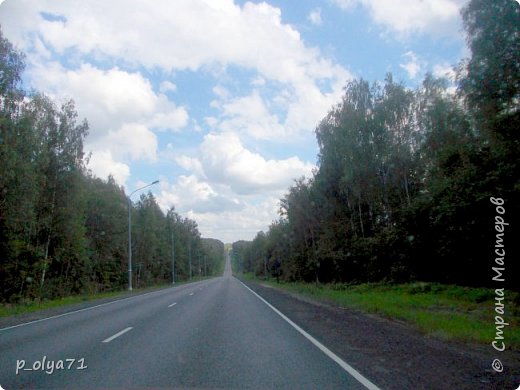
[0,27,224,303]
[232,0,519,289]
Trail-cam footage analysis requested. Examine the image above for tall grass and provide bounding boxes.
[249,275,520,348]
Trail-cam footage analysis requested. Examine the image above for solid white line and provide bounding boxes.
[168,302,177,307]
[0,288,172,332]
[238,280,381,390]
[102,327,133,343]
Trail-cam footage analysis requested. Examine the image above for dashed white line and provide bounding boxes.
[102,327,133,343]
[168,302,177,308]
[189,292,194,296]
[238,280,381,390]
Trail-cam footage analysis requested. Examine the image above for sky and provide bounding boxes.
[0,0,468,243]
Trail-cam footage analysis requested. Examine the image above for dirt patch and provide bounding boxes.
[240,278,520,390]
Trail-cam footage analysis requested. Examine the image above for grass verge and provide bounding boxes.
[241,273,520,349]
[0,279,199,319]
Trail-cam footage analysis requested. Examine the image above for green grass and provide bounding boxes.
[0,280,196,318]
[244,274,520,349]
[0,290,127,318]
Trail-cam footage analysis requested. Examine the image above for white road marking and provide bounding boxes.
[168,302,177,308]
[189,292,194,296]
[0,288,173,332]
[102,327,133,343]
[239,280,381,390]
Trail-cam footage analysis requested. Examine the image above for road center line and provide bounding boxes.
[168,302,177,307]
[102,327,133,343]
[238,280,381,390]
[189,292,194,296]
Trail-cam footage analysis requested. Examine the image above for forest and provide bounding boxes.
[232,0,519,290]
[0,28,224,303]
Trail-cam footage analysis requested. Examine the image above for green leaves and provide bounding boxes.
[0,29,221,302]
[234,0,519,288]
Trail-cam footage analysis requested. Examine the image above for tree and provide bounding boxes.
[0,26,24,115]
[459,0,520,137]
[84,175,128,292]
[25,95,89,298]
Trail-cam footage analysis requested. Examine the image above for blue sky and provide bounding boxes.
[0,0,467,243]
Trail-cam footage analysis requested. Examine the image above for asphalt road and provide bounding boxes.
[0,256,378,389]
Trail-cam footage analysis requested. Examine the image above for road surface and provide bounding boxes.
[0,254,378,389]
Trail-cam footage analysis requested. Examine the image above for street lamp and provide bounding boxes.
[128,180,159,291]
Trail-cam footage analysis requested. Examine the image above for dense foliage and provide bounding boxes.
[232,0,519,289]
[0,27,224,303]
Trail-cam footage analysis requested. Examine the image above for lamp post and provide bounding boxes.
[171,219,175,285]
[128,180,159,291]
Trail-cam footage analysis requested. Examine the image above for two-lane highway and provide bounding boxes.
[0,255,379,389]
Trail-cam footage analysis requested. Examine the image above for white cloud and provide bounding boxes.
[210,73,348,142]
[1,0,349,139]
[29,63,188,139]
[25,61,188,181]
[0,0,352,242]
[215,91,286,140]
[87,150,130,185]
[159,81,177,93]
[164,131,316,241]
[308,8,322,26]
[95,123,158,162]
[188,132,315,195]
[157,175,244,215]
[332,0,466,38]
[175,155,206,178]
[2,0,348,84]
[400,51,422,79]
[251,76,266,87]
[185,196,281,242]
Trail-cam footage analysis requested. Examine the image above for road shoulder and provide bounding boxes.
[238,277,520,390]
[0,286,173,330]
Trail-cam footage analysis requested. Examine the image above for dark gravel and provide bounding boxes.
[239,278,520,390]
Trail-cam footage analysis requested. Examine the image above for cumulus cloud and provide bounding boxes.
[25,61,188,181]
[194,132,315,195]
[87,150,130,186]
[29,63,188,138]
[2,0,349,139]
[210,75,348,142]
[93,123,158,162]
[213,91,286,140]
[0,0,348,241]
[157,175,244,215]
[2,0,348,84]
[164,131,315,240]
[332,0,465,38]
[185,195,281,242]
